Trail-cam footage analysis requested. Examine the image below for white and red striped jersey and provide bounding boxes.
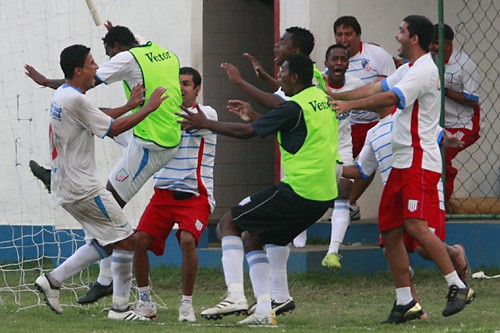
[382,53,442,173]
[152,104,217,211]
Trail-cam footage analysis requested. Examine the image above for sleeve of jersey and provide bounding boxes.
[386,66,423,110]
[355,138,378,178]
[461,59,481,102]
[96,51,134,84]
[251,101,302,138]
[73,95,113,139]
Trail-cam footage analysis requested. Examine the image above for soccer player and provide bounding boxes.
[133,67,217,322]
[178,54,338,326]
[330,15,474,323]
[429,23,481,202]
[34,44,167,320]
[333,16,396,220]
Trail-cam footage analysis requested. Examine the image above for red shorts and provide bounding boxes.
[351,121,379,158]
[136,188,211,256]
[378,167,441,233]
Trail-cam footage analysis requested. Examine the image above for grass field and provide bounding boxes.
[1,266,499,332]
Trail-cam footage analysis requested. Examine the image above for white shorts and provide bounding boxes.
[108,137,178,203]
[61,189,133,247]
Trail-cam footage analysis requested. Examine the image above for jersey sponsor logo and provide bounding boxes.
[50,101,62,121]
[308,99,330,112]
[195,220,204,231]
[145,51,172,63]
[407,199,419,213]
[115,168,129,182]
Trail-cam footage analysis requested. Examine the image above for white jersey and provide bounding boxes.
[382,53,442,173]
[326,74,364,165]
[49,84,113,204]
[443,49,481,130]
[153,104,217,211]
[96,50,143,88]
[348,42,396,124]
[356,114,445,210]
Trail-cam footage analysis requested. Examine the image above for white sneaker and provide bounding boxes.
[135,300,157,319]
[201,297,248,320]
[35,274,62,314]
[108,307,149,321]
[238,311,276,326]
[179,301,196,322]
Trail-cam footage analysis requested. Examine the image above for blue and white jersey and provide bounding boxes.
[348,42,396,124]
[356,113,445,210]
[152,104,217,211]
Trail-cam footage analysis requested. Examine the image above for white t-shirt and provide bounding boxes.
[382,53,442,173]
[443,49,481,129]
[50,84,113,204]
[348,42,396,124]
[326,74,364,165]
[356,114,445,210]
[96,51,143,88]
[153,105,218,211]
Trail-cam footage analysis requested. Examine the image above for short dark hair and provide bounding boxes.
[432,23,454,41]
[403,15,433,52]
[333,16,362,35]
[325,43,350,60]
[285,54,313,86]
[285,27,315,56]
[180,67,202,88]
[102,25,137,47]
[60,44,90,79]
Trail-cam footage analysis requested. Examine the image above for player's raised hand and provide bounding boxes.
[125,84,146,110]
[24,65,48,87]
[227,99,260,122]
[144,87,169,113]
[243,53,265,78]
[220,62,243,85]
[104,20,114,31]
[176,104,207,131]
[442,129,465,148]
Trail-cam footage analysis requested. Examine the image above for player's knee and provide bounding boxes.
[134,231,153,251]
[179,230,196,251]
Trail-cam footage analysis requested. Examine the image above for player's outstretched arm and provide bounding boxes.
[102,84,146,119]
[108,86,168,137]
[342,165,363,180]
[243,52,280,90]
[226,99,262,122]
[177,104,257,139]
[24,65,64,90]
[220,62,284,110]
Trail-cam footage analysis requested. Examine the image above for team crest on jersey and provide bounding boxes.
[407,199,419,213]
[195,220,204,231]
[362,60,372,71]
[238,196,251,206]
[115,169,129,182]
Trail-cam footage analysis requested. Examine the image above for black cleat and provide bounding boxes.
[77,281,113,304]
[29,160,51,193]
[272,298,296,315]
[382,299,424,324]
[442,284,475,317]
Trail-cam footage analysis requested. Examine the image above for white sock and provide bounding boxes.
[111,249,134,311]
[97,256,113,286]
[221,236,245,300]
[293,230,307,248]
[181,295,193,304]
[50,242,104,284]
[445,271,466,288]
[395,287,413,305]
[328,200,350,254]
[246,250,271,315]
[137,285,151,303]
[266,244,291,302]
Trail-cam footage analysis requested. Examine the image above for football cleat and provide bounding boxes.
[321,252,342,270]
[35,274,63,314]
[29,160,51,193]
[77,281,113,304]
[442,284,475,317]
[178,301,196,322]
[382,299,424,324]
[108,307,149,321]
[237,310,276,326]
[136,300,157,319]
[201,297,248,320]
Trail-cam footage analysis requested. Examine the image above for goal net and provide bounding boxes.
[0,0,154,310]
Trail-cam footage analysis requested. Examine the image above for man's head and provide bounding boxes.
[395,15,433,59]
[179,67,202,108]
[102,25,138,58]
[60,44,99,90]
[430,23,454,59]
[333,16,362,57]
[325,44,349,83]
[279,54,313,96]
[274,27,315,66]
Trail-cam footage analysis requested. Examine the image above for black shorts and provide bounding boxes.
[231,182,332,246]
